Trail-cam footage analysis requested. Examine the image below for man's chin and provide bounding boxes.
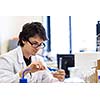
[32,51,38,56]
[32,51,37,55]
[32,53,36,56]
[32,52,36,56]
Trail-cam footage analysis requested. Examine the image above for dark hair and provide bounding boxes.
[18,22,48,47]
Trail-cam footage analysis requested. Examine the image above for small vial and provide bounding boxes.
[59,57,62,70]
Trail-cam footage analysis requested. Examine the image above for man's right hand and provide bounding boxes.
[19,61,46,78]
[28,61,46,73]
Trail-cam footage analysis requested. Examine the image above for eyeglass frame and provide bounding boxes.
[27,40,45,49]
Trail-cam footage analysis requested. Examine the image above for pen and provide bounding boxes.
[48,67,57,71]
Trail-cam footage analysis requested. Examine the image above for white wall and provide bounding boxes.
[50,16,69,58]
[72,16,100,53]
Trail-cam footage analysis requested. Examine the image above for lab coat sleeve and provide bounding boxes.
[31,55,60,82]
[0,57,20,83]
[30,70,59,83]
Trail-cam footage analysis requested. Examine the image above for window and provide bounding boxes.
[72,16,100,53]
[50,16,70,58]
[43,16,100,59]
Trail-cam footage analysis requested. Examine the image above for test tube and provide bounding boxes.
[59,57,62,70]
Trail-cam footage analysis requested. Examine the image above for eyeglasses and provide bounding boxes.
[27,40,45,49]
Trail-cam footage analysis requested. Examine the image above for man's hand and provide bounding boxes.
[19,61,46,78]
[28,61,46,73]
[52,69,65,81]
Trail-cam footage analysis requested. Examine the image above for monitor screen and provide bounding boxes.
[57,54,75,78]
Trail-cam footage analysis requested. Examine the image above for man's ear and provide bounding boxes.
[22,40,27,44]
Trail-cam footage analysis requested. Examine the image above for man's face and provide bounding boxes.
[23,35,45,56]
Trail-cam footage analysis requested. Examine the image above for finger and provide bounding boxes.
[53,74,64,79]
[53,71,65,75]
[57,70,65,75]
[36,64,46,70]
[57,69,65,73]
[40,65,46,70]
[54,75,65,81]
[57,71,65,74]
[36,64,40,69]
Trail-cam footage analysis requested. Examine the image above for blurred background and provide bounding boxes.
[0,16,100,57]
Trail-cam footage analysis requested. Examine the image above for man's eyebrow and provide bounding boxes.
[31,41,43,44]
[30,41,38,43]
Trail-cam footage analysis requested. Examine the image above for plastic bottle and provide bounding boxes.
[19,68,31,83]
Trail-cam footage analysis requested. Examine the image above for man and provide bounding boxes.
[0,22,65,83]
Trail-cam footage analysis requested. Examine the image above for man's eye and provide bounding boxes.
[32,42,38,45]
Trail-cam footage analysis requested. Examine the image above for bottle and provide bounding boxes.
[19,68,31,83]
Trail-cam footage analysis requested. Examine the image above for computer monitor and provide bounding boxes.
[57,54,75,78]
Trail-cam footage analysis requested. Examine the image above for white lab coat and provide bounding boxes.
[0,46,59,83]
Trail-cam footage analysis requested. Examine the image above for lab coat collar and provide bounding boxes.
[17,46,25,64]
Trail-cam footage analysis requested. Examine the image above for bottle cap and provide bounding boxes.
[19,78,27,83]
[98,76,100,79]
